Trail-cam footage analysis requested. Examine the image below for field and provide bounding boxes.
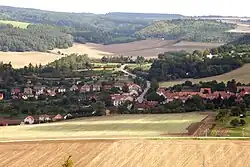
[88,39,222,58]
[0,20,30,29]
[2,39,221,68]
[0,52,65,68]
[1,140,250,167]
[0,113,206,140]
[160,63,250,87]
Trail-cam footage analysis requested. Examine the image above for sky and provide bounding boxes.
[1,0,250,16]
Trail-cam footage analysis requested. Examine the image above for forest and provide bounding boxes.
[0,24,73,52]
[136,20,238,42]
[148,51,243,81]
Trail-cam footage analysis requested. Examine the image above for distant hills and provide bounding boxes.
[0,5,248,52]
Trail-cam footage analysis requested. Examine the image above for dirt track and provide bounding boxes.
[1,139,250,167]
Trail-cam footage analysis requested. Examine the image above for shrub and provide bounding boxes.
[240,119,246,126]
[230,118,240,127]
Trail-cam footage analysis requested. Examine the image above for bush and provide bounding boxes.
[240,119,246,126]
[230,118,240,127]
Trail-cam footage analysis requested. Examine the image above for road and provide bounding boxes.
[118,64,151,103]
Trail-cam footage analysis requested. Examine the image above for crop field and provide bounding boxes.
[1,140,250,167]
[87,39,223,58]
[0,20,30,29]
[160,63,250,87]
[0,113,205,140]
[0,51,65,68]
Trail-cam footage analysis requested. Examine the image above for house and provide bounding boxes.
[111,94,134,106]
[237,86,250,93]
[58,87,66,93]
[64,113,73,120]
[200,88,212,95]
[24,88,33,95]
[39,115,51,123]
[80,84,91,93]
[24,116,35,124]
[128,83,142,92]
[53,114,63,121]
[114,82,125,90]
[70,85,79,92]
[11,88,21,95]
[92,84,101,92]
[33,85,45,95]
[134,101,158,110]
[0,93,4,100]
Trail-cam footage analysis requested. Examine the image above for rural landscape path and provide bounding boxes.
[118,64,151,103]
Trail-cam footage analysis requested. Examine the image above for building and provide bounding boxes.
[53,114,63,121]
[24,87,33,95]
[58,87,66,93]
[80,84,91,93]
[39,115,51,123]
[70,85,79,92]
[24,116,35,124]
[128,83,142,92]
[11,88,21,95]
[111,94,134,106]
[0,93,4,100]
[92,84,101,92]
[114,82,125,90]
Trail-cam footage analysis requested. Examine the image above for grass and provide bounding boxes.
[159,63,250,87]
[126,63,152,70]
[0,20,30,29]
[0,113,205,140]
[217,112,250,137]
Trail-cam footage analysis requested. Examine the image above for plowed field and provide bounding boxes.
[1,140,250,167]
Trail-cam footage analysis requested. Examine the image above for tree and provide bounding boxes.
[230,107,242,116]
[203,49,210,57]
[122,84,129,93]
[135,56,145,68]
[230,118,240,127]
[91,102,105,116]
[240,119,246,126]
[110,87,120,94]
[147,92,165,103]
[62,155,74,167]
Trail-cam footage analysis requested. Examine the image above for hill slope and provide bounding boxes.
[136,20,237,42]
[160,63,250,87]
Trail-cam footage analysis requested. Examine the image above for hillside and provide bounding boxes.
[160,63,250,87]
[136,20,238,42]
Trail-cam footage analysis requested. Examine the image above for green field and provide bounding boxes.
[218,114,250,137]
[126,63,152,70]
[0,113,206,140]
[0,20,30,29]
[159,64,250,88]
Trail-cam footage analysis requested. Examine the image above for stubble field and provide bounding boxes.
[1,140,250,167]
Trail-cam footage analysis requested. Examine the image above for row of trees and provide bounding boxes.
[148,51,243,81]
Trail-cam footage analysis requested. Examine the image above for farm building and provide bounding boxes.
[39,115,51,123]
[53,114,63,121]
[24,116,35,124]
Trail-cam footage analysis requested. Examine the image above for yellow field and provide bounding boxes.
[0,20,30,29]
[1,140,250,167]
[0,52,65,68]
[52,43,112,59]
[0,114,205,140]
[160,64,250,87]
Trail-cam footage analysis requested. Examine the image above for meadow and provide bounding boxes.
[0,113,205,140]
[0,20,30,29]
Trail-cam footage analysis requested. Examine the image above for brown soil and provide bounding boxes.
[1,139,250,167]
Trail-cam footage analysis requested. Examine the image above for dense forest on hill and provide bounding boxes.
[136,20,238,42]
[0,24,73,52]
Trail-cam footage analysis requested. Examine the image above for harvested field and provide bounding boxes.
[1,140,250,167]
[87,39,222,58]
[160,63,250,87]
[0,52,65,68]
[52,43,112,59]
[0,113,206,140]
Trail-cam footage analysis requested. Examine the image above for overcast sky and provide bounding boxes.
[1,0,250,16]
